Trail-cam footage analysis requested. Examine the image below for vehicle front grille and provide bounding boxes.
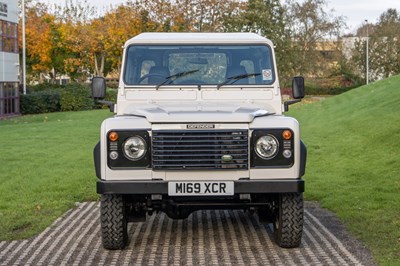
[152,130,249,170]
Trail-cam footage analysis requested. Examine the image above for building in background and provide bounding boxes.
[0,0,19,118]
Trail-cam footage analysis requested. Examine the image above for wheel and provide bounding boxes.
[100,194,128,250]
[273,193,303,248]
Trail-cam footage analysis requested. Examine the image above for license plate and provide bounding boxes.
[168,181,234,196]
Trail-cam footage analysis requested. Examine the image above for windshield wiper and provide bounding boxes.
[217,73,261,89]
[156,69,200,89]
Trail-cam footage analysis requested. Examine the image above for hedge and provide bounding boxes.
[20,90,61,114]
[303,76,361,96]
[303,85,357,96]
[20,83,95,114]
[60,85,94,112]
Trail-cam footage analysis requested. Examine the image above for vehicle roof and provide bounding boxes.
[124,32,273,46]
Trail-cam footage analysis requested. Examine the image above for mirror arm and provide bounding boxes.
[97,100,115,112]
[284,99,301,112]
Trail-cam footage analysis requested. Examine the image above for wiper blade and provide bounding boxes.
[217,73,261,89]
[156,69,200,89]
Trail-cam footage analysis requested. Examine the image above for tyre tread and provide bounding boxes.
[100,194,128,250]
[275,193,304,248]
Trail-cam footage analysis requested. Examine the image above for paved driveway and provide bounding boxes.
[0,202,376,265]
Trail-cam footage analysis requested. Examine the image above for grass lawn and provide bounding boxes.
[289,75,400,265]
[0,110,112,240]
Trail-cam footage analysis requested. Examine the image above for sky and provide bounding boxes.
[41,0,400,34]
[325,0,400,32]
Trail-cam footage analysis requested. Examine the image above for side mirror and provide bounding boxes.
[284,76,305,112]
[292,76,305,99]
[92,77,115,112]
[92,77,106,99]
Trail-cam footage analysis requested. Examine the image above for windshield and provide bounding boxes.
[124,45,275,86]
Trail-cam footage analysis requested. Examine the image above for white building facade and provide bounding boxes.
[0,0,19,118]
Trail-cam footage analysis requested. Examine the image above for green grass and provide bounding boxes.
[289,75,400,265]
[0,110,112,240]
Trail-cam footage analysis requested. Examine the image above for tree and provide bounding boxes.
[286,0,345,77]
[21,0,99,82]
[370,9,400,79]
[223,0,296,82]
[54,0,97,80]
[23,2,62,82]
[136,0,240,32]
[102,3,146,73]
[223,0,346,82]
[351,8,400,81]
[90,18,108,77]
[191,0,241,32]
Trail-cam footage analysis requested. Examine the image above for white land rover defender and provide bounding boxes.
[92,32,307,250]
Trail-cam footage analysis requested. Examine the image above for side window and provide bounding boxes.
[240,60,255,84]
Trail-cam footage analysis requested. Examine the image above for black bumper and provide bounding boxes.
[97,179,304,194]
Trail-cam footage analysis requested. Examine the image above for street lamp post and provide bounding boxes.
[365,19,369,85]
[22,0,27,95]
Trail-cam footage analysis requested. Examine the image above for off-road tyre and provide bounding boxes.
[273,192,303,248]
[100,194,128,250]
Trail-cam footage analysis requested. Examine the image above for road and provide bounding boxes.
[0,202,376,265]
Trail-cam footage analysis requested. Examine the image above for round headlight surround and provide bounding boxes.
[122,136,147,161]
[255,135,279,160]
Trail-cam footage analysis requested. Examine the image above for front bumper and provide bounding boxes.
[97,179,304,194]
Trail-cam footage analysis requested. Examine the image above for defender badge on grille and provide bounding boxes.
[187,124,215,129]
[221,155,233,162]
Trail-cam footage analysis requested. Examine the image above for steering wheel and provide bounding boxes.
[138,73,166,84]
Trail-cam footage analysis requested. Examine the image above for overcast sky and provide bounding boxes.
[41,0,400,34]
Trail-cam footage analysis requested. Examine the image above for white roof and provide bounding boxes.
[124,32,273,46]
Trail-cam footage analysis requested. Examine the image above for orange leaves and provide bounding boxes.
[64,58,82,74]
[23,9,56,72]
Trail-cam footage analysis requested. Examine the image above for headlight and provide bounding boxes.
[255,135,279,159]
[123,136,147,161]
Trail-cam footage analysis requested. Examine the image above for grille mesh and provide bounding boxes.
[152,130,249,170]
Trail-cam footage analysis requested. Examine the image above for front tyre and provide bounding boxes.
[100,194,128,250]
[273,193,304,248]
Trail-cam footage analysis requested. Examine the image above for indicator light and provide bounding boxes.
[109,132,119,142]
[282,130,292,140]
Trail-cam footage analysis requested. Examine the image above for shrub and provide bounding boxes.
[20,90,61,114]
[105,88,117,102]
[280,87,292,97]
[24,83,64,92]
[20,83,95,114]
[60,84,94,112]
[106,80,119,89]
[304,84,356,95]
[304,76,360,96]
[281,75,360,98]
